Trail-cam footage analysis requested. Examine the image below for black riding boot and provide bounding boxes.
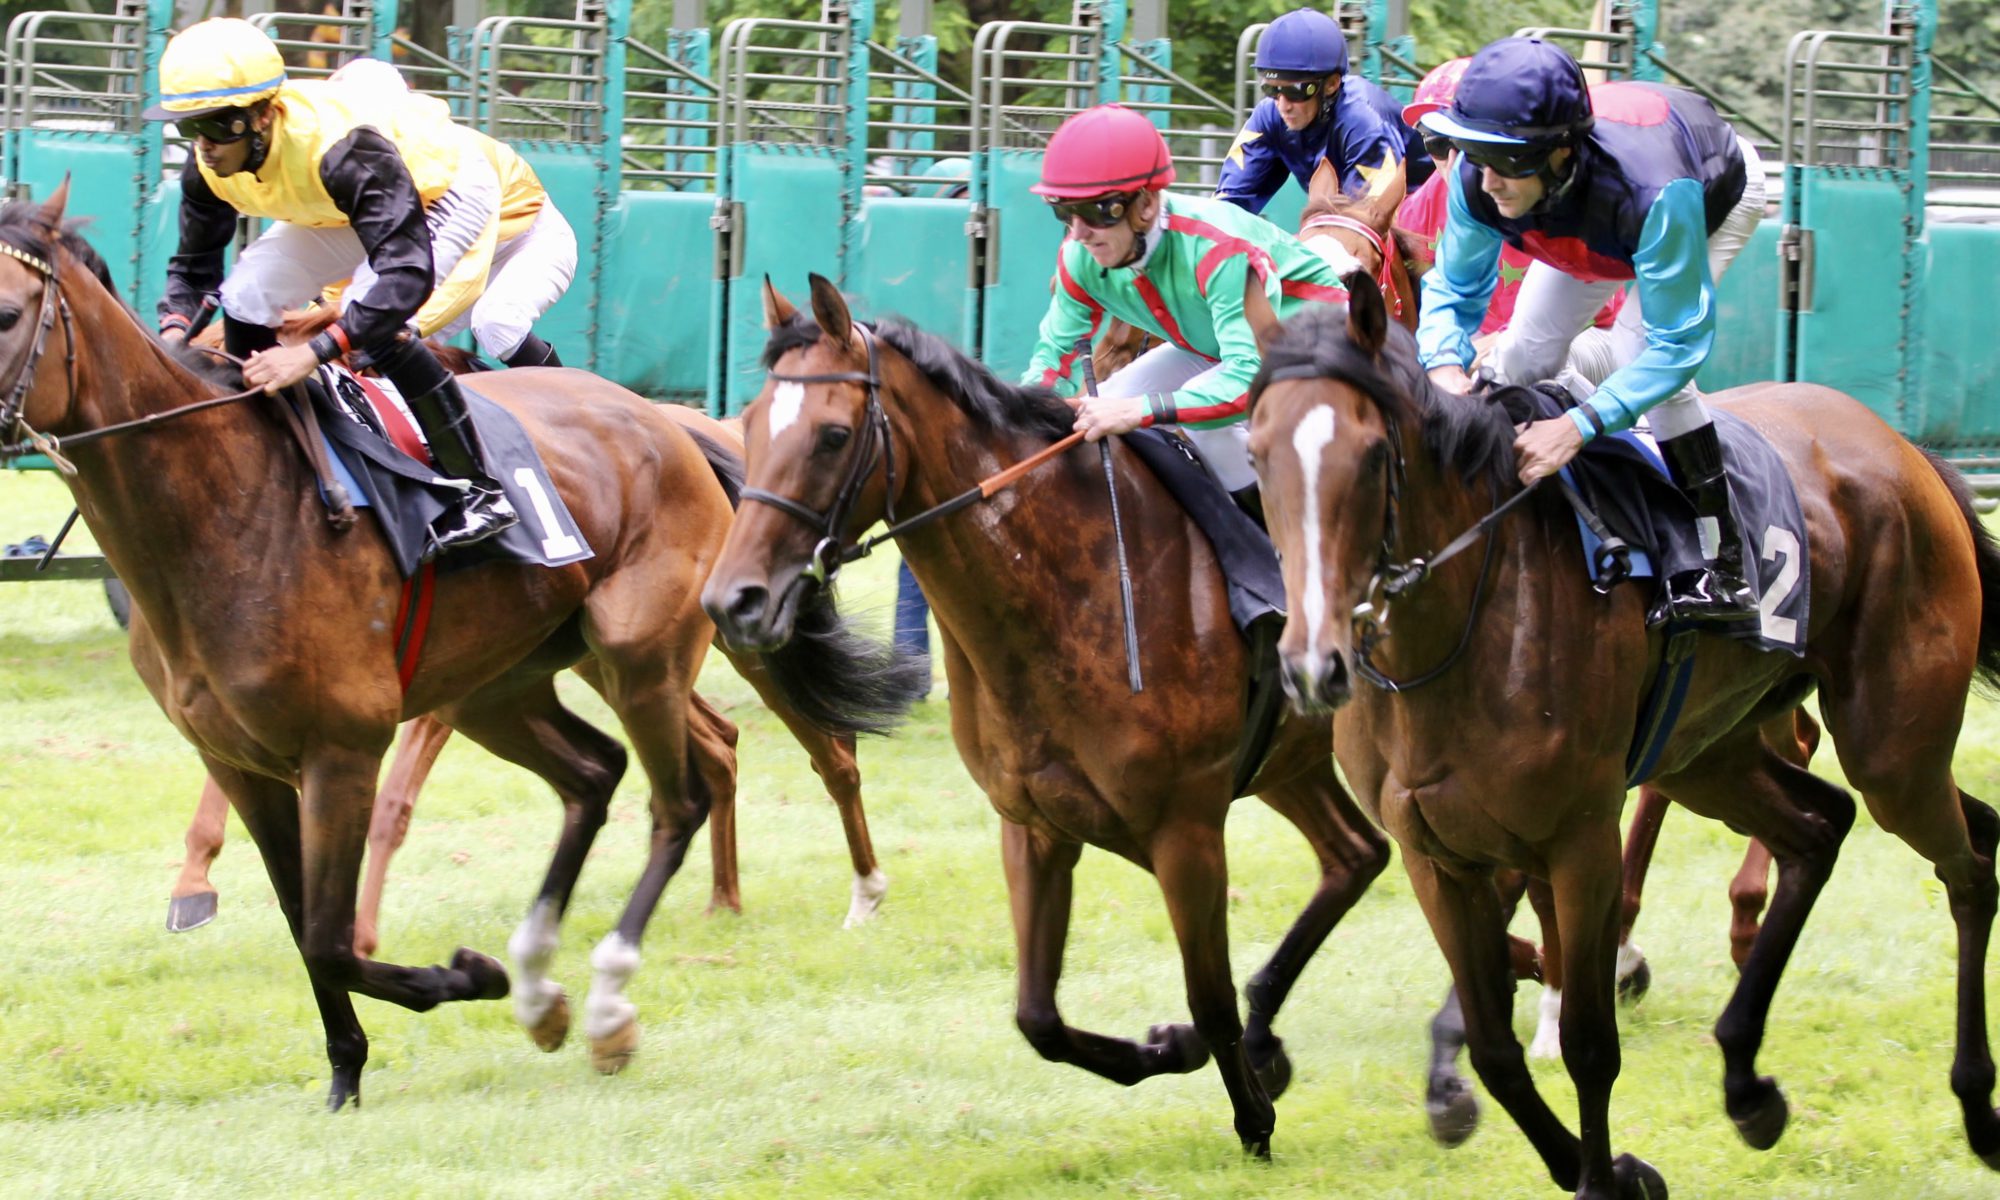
[1231,484,1268,533]
[377,334,518,555]
[1658,422,1758,622]
[503,333,561,368]
[223,315,279,359]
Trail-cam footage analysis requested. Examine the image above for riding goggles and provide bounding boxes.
[1048,192,1139,230]
[1421,134,1455,164]
[1260,79,1324,102]
[1454,140,1556,180]
[176,110,253,144]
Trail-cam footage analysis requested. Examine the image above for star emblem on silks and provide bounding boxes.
[1354,148,1399,197]
[1498,259,1529,287]
[1225,126,1263,169]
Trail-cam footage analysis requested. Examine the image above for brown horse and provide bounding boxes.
[0,189,923,1105]
[1245,274,2000,1195]
[700,275,1390,1155]
[1297,158,1421,333]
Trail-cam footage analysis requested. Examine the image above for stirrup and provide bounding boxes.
[426,485,518,557]
[1664,568,1758,623]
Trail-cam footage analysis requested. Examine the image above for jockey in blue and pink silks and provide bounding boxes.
[1415,37,1767,622]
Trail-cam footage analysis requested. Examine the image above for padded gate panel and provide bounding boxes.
[597,191,716,401]
[716,144,843,413]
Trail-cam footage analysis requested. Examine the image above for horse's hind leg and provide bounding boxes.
[1246,767,1388,1099]
[1614,788,1670,1002]
[1727,708,1820,967]
[167,776,230,932]
[726,648,886,927]
[202,757,370,1110]
[354,716,454,958]
[1662,730,1854,1152]
[1428,872,1543,1144]
[438,675,629,1054]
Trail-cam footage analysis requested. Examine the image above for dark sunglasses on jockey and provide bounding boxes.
[1259,78,1324,103]
[1421,134,1455,164]
[1047,191,1140,230]
[1453,138,1558,180]
[175,109,253,144]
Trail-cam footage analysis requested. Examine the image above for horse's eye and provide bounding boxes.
[0,307,20,333]
[815,425,852,454]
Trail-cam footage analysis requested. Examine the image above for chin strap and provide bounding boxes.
[244,131,271,174]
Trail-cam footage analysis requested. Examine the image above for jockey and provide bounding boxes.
[1022,104,1349,515]
[1395,57,1624,384]
[1215,8,1434,216]
[328,57,577,368]
[1414,38,1766,622]
[144,19,516,553]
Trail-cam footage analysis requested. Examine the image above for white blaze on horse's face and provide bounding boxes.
[1305,233,1367,282]
[769,380,808,439]
[1291,404,1338,668]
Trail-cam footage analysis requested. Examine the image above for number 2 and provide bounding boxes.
[1758,525,1800,643]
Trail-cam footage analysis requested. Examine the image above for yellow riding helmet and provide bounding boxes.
[142,18,287,122]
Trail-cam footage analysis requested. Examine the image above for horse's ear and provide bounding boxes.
[1307,156,1342,209]
[1242,275,1283,357]
[807,272,853,350]
[1355,163,1407,232]
[1342,268,1387,356]
[761,275,796,328]
[38,175,71,226]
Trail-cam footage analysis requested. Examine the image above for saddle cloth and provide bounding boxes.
[1526,388,1809,656]
[313,366,595,579]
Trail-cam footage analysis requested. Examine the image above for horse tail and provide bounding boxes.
[682,424,744,508]
[679,419,924,735]
[1919,446,2000,693]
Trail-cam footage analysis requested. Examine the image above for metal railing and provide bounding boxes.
[247,3,373,82]
[970,18,1106,158]
[715,17,847,151]
[395,33,473,116]
[1782,26,1916,170]
[1513,26,1636,80]
[863,38,973,193]
[1927,57,2000,210]
[1116,40,1233,193]
[466,10,609,143]
[1,6,146,134]
[623,32,719,190]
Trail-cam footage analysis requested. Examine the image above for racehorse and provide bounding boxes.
[164,314,896,948]
[1246,273,2000,1194]
[0,187,924,1105]
[701,275,1391,1156]
[1296,158,1422,333]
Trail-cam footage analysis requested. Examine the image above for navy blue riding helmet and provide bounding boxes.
[1255,8,1349,79]
[1420,37,1594,175]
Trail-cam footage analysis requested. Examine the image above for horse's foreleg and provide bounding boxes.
[1547,820,1664,1200]
[1003,821,1203,1089]
[1726,708,1820,967]
[1248,768,1388,1100]
[729,649,887,927]
[354,716,453,958]
[202,756,370,1110]
[684,692,742,917]
[1403,849,1583,1192]
[1153,820,1274,1157]
[167,776,230,932]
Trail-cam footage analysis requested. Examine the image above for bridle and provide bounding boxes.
[1299,212,1403,321]
[1261,364,1541,693]
[740,325,900,588]
[0,239,77,461]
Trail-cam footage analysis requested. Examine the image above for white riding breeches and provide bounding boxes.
[432,203,579,360]
[1489,137,1767,439]
[1099,342,1260,492]
[219,141,503,338]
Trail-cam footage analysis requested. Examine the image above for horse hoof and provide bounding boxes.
[705,894,742,918]
[166,891,218,933]
[1248,1034,1293,1100]
[1146,1022,1210,1074]
[1611,1151,1668,1198]
[528,989,570,1053]
[590,1019,641,1074]
[451,947,511,1001]
[1239,1133,1272,1160]
[1617,957,1652,1004]
[1426,1080,1481,1148]
[1728,1076,1789,1150]
[326,1071,361,1113]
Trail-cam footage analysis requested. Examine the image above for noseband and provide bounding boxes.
[0,240,76,461]
[740,325,899,587]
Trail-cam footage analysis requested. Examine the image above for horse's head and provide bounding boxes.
[705,274,900,652]
[1298,158,1419,330]
[0,182,86,452]
[1248,270,1400,713]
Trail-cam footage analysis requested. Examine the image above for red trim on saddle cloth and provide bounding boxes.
[347,371,438,693]
[1041,254,1106,388]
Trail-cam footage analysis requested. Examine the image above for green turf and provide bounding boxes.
[3,468,1999,1198]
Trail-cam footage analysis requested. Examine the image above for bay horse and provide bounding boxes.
[0,187,924,1105]
[1246,274,2000,1195]
[701,275,1391,1155]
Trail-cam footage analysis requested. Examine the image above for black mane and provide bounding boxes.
[0,199,119,300]
[763,312,1076,441]
[1252,306,1527,492]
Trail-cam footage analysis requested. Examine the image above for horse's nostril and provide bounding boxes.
[726,584,770,628]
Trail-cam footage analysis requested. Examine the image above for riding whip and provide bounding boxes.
[1077,337,1143,694]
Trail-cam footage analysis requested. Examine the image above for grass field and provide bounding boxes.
[5,468,2000,1198]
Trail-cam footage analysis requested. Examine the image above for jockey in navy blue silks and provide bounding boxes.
[1414,37,1766,623]
[1214,8,1434,215]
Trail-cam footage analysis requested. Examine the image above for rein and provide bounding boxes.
[742,323,1088,585]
